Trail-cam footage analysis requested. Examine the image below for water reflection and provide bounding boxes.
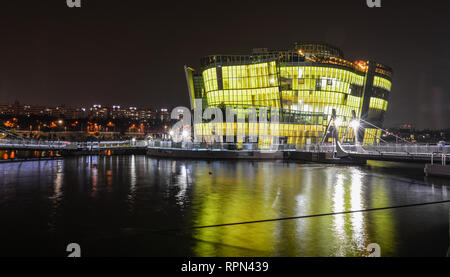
[332,171,346,256]
[0,157,448,257]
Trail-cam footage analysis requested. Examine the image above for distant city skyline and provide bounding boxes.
[0,100,171,121]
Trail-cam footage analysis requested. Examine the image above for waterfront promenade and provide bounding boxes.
[1,138,449,163]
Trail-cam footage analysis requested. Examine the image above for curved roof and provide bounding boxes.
[294,42,344,59]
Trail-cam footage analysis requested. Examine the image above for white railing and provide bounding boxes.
[148,141,298,151]
[2,137,447,156]
[355,143,449,155]
[0,138,69,149]
[0,139,149,150]
[430,153,450,165]
[147,141,450,155]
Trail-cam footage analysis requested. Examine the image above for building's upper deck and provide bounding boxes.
[199,43,393,80]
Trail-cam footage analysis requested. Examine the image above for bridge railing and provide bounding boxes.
[349,144,450,155]
[74,140,149,149]
[296,144,336,153]
[0,138,149,150]
[3,137,447,154]
[148,141,300,151]
[0,138,69,149]
[147,140,355,153]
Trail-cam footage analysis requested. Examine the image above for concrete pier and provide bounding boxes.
[288,151,366,165]
[424,164,450,178]
[147,148,285,160]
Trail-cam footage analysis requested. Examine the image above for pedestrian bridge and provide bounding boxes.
[0,139,148,151]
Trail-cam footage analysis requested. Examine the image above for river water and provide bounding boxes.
[0,155,449,257]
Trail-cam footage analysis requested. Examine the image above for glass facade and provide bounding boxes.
[185,43,393,147]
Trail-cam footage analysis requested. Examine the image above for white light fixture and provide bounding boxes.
[334,117,343,127]
[350,120,360,129]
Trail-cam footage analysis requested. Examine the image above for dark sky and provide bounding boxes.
[0,0,449,129]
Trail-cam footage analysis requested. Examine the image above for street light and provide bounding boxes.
[182,130,189,139]
[350,120,360,129]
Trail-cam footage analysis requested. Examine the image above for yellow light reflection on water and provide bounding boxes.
[186,162,396,257]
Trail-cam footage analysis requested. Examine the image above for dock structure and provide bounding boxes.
[424,153,450,178]
[147,148,284,160]
[425,165,450,178]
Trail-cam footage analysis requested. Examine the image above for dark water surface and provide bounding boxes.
[0,155,449,257]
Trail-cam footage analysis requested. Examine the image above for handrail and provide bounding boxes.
[0,139,148,149]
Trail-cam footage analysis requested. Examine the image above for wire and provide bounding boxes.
[360,119,412,144]
[155,199,450,233]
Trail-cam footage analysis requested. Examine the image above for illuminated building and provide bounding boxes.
[185,42,393,146]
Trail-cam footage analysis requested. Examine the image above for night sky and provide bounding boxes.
[0,0,449,129]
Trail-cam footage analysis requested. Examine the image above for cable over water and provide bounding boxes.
[154,199,450,233]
